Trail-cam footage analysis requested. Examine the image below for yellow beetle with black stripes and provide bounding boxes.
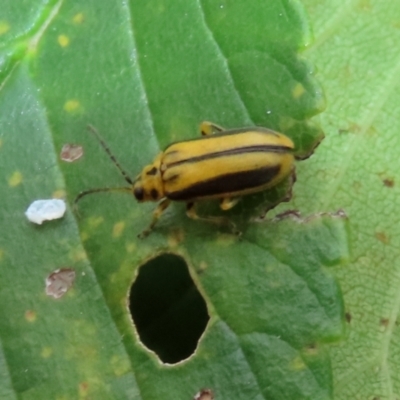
[75,121,295,237]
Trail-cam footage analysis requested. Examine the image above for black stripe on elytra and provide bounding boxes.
[163,173,179,182]
[166,145,291,168]
[166,165,281,201]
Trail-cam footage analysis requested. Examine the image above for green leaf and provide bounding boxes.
[299,1,400,399]
[0,0,348,399]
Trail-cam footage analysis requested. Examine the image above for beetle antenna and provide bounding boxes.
[74,186,132,210]
[87,125,134,185]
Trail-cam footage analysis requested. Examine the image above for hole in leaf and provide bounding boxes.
[129,253,209,363]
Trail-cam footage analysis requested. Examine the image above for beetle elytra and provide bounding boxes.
[75,122,295,237]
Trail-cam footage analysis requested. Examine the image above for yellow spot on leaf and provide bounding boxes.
[88,216,104,228]
[110,355,130,376]
[168,228,184,247]
[52,189,66,198]
[0,249,4,262]
[69,248,86,262]
[8,171,22,187]
[118,260,131,275]
[58,34,70,47]
[0,21,10,35]
[290,356,306,370]
[265,264,280,274]
[268,280,282,289]
[375,231,390,244]
[73,13,84,24]
[304,344,319,356]
[358,0,372,11]
[198,261,208,272]
[80,231,89,241]
[279,116,296,131]
[110,272,117,283]
[292,83,305,99]
[79,381,89,396]
[216,233,237,246]
[0,138,3,149]
[41,347,53,358]
[112,221,125,238]
[125,242,136,253]
[265,264,276,273]
[352,180,362,193]
[25,310,37,322]
[64,99,81,113]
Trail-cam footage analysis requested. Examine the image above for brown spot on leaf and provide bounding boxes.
[193,388,214,400]
[305,343,318,355]
[345,312,352,323]
[60,143,83,162]
[273,209,302,221]
[25,310,37,322]
[375,231,389,245]
[273,209,347,224]
[380,318,389,327]
[383,178,394,188]
[45,268,76,299]
[79,381,89,395]
[348,123,362,133]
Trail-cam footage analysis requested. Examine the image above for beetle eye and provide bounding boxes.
[134,187,144,201]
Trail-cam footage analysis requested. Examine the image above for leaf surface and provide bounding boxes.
[0,1,348,399]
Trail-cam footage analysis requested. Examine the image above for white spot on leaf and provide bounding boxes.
[25,199,66,224]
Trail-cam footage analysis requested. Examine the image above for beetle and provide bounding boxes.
[75,121,295,237]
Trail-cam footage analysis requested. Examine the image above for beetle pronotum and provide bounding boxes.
[75,122,295,237]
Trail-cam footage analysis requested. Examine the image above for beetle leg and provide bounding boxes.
[200,121,225,136]
[186,202,241,236]
[220,197,240,211]
[138,198,171,238]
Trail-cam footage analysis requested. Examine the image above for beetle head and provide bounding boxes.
[133,156,164,202]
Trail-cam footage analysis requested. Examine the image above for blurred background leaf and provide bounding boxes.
[0,0,351,399]
[300,1,400,399]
